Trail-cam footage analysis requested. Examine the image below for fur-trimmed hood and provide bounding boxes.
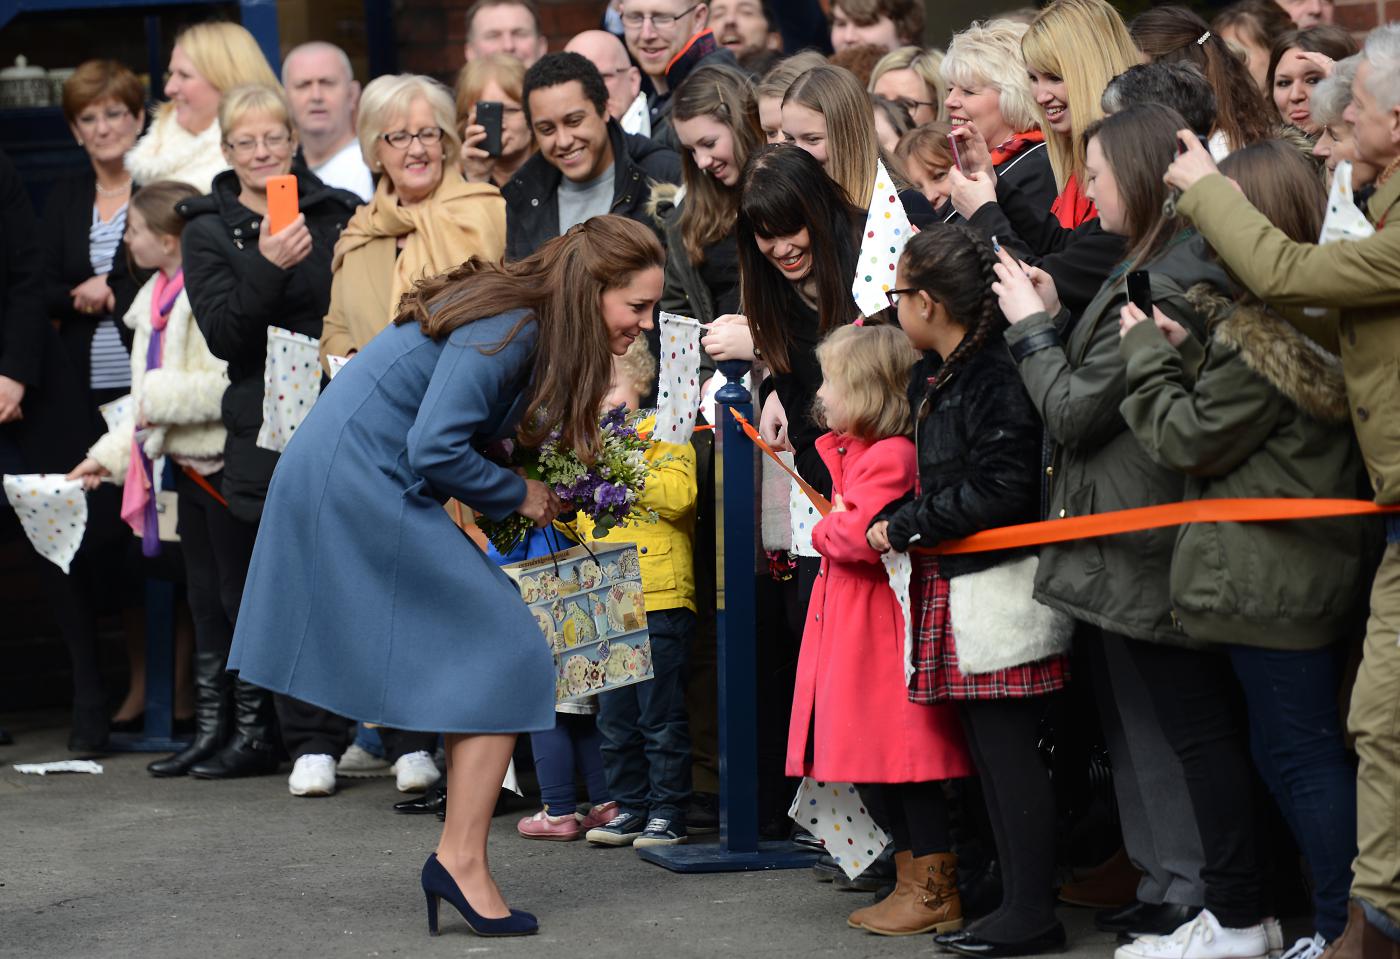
[1187,285,1349,425]
[124,107,228,193]
[646,180,682,229]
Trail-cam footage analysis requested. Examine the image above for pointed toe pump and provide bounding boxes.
[421,853,538,937]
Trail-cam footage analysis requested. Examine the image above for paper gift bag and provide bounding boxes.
[788,778,891,880]
[3,474,88,573]
[852,159,914,318]
[256,326,322,453]
[501,541,654,704]
[655,312,703,444]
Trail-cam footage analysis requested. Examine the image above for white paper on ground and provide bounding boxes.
[13,760,104,775]
[655,313,703,444]
[882,551,915,686]
[852,159,914,317]
[256,326,322,452]
[3,474,88,573]
[788,778,891,879]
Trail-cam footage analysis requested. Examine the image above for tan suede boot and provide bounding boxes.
[861,852,963,936]
[848,850,912,929]
[1322,902,1400,959]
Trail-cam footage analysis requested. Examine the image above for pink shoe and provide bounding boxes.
[517,809,581,841]
[580,801,619,831]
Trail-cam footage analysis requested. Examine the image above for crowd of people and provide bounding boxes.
[2,0,1399,953]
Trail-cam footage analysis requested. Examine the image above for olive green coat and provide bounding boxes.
[1178,172,1400,504]
[1120,289,1377,649]
[1005,234,1228,644]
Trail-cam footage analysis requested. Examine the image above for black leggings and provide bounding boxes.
[863,781,951,857]
[960,696,1060,941]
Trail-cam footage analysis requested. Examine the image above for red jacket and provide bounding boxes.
[786,433,974,783]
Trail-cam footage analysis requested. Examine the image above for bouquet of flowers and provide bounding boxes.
[478,405,658,554]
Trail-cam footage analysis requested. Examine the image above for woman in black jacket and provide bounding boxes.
[177,84,358,781]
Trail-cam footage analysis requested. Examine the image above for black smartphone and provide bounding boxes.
[1127,270,1153,315]
[476,101,503,158]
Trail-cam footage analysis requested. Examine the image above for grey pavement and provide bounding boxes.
[2,711,1117,959]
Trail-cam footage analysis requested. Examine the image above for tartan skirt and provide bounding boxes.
[910,556,1071,704]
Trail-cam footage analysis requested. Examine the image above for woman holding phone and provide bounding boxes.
[177,83,359,784]
[456,54,535,189]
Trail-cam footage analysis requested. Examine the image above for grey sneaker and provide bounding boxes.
[633,817,688,848]
[336,743,392,778]
[586,811,647,846]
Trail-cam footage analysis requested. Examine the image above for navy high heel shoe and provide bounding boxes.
[421,853,538,937]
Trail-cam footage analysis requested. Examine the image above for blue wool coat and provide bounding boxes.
[227,309,556,734]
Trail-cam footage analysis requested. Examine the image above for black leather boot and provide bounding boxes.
[188,678,280,779]
[68,704,110,753]
[149,651,232,777]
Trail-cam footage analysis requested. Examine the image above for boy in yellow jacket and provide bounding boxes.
[579,340,699,849]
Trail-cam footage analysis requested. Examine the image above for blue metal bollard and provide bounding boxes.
[637,361,819,872]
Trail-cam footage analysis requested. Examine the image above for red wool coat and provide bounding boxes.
[786,433,974,784]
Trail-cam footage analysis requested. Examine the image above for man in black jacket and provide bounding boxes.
[504,52,680,261]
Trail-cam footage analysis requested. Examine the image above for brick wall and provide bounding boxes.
[1334,0,1392,32]
[397,0,610,84]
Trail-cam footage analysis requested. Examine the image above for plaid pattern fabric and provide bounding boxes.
[909,556,1070,704]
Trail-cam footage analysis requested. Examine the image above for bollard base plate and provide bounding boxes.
[106,733,193,754]
[636,840,821,874]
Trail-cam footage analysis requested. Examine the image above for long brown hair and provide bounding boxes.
[672,64,764,265]
[1130,5,1276,152]
[1218,139,1325,244]
[1082,102,1190,269]
[394,215,664,461]
[783,64,908,206]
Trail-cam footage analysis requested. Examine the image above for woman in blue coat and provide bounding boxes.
[228,215,665,936]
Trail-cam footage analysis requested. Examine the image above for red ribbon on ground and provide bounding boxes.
[727,408,1400,556]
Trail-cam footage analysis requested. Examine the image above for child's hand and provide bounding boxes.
[831,493,847,513]
[67,457,109,491]
[867,520,891,553]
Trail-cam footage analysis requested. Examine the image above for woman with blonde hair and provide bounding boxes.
[320,73,506,370]
[227,215,667,937]
[126,22,279,192]
[177,83,360,783]
[781,64,932,221]
[869,45,945,126]
[455,53,534,189]
[936,19,1056,226]
[754,50,829,144]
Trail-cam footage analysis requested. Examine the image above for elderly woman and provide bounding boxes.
[38,59,174,742]
[936,19,1057,225]
[868,46,945,125]
[176,83,359,784]
[455,54,534,189]
[126,22,278,192]
[320,74,506,371]
[1310,54,1381,196]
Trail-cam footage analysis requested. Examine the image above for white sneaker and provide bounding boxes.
[288,754,337,797]
[1115,910,1269,959]
[1263,918,1286,959]
[393,750,441,793]
[1279,934,1326,959]
[336,743,393,778]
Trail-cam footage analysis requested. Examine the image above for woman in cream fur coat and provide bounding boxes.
[69,180,237,779]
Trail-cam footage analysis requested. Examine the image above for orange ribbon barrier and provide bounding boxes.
[727,408,1400,556]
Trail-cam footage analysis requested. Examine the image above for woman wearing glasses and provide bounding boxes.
[320,73,505,371]
[175,83,360,782]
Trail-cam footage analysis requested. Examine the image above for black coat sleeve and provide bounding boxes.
[182,216,295,370]
[0,153,46,386]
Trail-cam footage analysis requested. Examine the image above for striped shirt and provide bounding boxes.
[89,204,131,390]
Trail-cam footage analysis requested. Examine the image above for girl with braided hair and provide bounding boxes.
[864,222,1069,954]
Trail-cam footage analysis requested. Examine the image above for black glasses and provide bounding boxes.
[380,127,444,150]
[885,288,921,308]
[621,3,701,31]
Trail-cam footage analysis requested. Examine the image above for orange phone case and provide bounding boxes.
[266,174,299,235]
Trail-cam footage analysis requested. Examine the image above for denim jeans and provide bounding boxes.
[1226,643,1356,940]
[530,712,608,815]
[597,607,696,824]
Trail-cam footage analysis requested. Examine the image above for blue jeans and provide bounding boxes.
[529,713,608,815]
[597,607,696,824]
[1227,644,1357,940]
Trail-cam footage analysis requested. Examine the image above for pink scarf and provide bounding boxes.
[121,269,184,554]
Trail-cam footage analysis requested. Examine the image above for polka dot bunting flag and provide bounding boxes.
[786,777,891,880]
[851,159,914,318]
[883,550,915,686]
[97,394,132,435]
[1319,160,1374,244]
[257,326,323,453]
[3,474,89,574]
[789,474,821,558]
[654,312,703,445]
[325,354,350,380]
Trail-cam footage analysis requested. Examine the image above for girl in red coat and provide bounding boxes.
[786,323,975,937]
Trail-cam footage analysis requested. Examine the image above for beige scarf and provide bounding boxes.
[331,168,506,321]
